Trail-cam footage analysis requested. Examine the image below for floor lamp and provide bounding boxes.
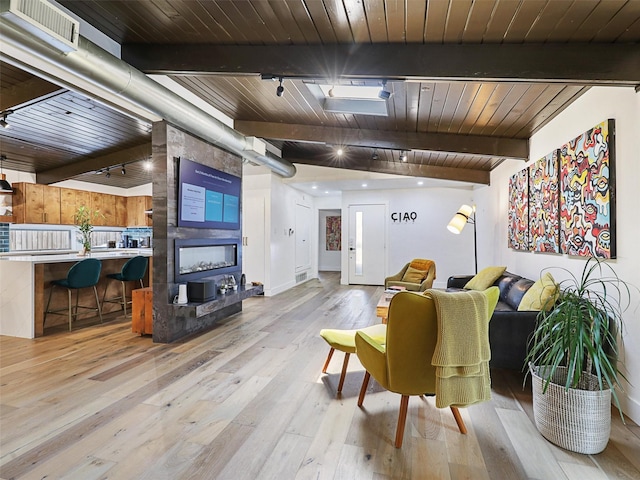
[447,204,477,274]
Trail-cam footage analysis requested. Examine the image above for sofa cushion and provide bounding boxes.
[402,266,427,283]
[505,278,535,310]
[495,272,522,303]
[464,266,507,290]
[518,272,559,311]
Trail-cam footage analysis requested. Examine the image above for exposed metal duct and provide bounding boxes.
[0,15,296,177]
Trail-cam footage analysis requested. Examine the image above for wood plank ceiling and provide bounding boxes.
[1,0,639,188]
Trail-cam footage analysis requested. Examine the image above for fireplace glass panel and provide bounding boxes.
[178,243,237,276]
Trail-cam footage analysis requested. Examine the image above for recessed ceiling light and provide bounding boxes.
[417,181,424,186]
[324,190,329,194]
[362,183,367,187]
[312,185,317,189]
[144,160,153,170]
[336,148,344,156]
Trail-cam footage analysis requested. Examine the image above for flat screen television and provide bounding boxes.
[178,157,241,230]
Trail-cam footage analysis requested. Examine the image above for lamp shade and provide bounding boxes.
[447,204,474,234]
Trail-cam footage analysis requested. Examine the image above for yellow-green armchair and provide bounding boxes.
[384,259,436,292]
[355,289,498,448]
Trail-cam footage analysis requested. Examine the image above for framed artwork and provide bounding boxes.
[559,119,616,258]
[529,150,560,253]
[508,168,529,250]
[326,215,341,251]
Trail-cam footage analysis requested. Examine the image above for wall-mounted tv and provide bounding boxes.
[178,157,241,230]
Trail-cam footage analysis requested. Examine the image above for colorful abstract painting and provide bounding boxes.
[529,150,560,253]
[326,215,341,251]
[559,119,616,258]
[508,168,529,250]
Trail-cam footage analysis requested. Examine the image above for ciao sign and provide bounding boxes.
[391,211,417,223]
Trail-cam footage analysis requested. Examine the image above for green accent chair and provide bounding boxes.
[384,258,436,292]
[102,255,148,317]
[319,323,387,395]
[44,258,103,331]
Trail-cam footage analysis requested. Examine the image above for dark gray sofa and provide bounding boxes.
[447,271,539,371]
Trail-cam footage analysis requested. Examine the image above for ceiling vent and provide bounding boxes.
[0,0,79,53]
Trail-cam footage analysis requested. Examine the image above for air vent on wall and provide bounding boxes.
[0,0,79,53]
[296,272,307,284]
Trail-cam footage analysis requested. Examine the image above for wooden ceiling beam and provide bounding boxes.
[36,143,151,185]
[287,154,490,185]
[123,44,640,86]
[236,121,527,160]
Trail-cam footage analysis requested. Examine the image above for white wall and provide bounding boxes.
[318,209,342,271]
[476,86,640,423]
[341,187,476,288]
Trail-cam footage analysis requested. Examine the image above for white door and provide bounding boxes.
[295,204,311,272]
[348,204,386,285]
[242,196,265,284]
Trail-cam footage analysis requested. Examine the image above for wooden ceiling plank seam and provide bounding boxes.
[482,0,521,43]
[437,82,467,134]
[443,0,474,43]
[516,85,590,139]
[265,1,314,44]
[416,82,436,133]
[593,0,640,42]
[424,0,448,43]
[303,0,339,44]
[362,0,388,42]
[384,0,406,43]
[478,83,532,137]
[499,83,567,138]
[210,76,276,121]
[545,0,600,43]
[343,0,372,43]
[196,1,251,44]
[189,1,235,43]
[460,0,496,43]
[404,0,427,43]
[457,83,499,135]
[281,0,323,44]
[405,82,421,133]
[322,0,355,42]
[617,17,640,42]
[523,0,574,43]
[208,0,272,44]
[468,83,517,137]
[502,0,548,42]
[446,83,483,134]
[118,1,176,43]
[567,0,629,42]
[427,82,452,133]
[131,1,196,41]
[232,1,284,44]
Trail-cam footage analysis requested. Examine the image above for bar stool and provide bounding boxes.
[102,255,148,317]
[44,258,103,331]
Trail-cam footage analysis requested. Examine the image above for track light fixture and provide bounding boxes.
[371,149,379,160]
[121,164,126,175]
[399,150,408,162]
[378,80,391,100]
[105,167,111,178]
[276,77,284,97]
[0,110,13,128]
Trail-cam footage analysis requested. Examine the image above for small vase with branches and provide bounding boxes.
[74,205,101,255]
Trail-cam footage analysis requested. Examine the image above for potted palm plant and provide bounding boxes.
[525,257,633,454]
[74,205,100,255]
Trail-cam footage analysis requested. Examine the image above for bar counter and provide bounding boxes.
[0,249,152,338]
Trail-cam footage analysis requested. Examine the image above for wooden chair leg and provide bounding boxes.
[93,285,103,323]
[450,407,467,434]
[121,281,127,316]
[395,395,410,448]
[322,347,335,374]
[337,352,350,393]
[357,371,371,407]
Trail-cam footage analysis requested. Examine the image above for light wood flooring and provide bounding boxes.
[1,272,639,480]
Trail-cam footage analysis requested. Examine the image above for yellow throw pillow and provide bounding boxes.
[402,266,427,283]
[518,272,559,311]
[464,266,507,291]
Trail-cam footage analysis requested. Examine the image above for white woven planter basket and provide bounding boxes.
[530,364,611,454]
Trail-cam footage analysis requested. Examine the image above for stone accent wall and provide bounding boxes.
[152,122,243,343]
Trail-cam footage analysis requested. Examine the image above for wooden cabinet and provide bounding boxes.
[12,183,61,224]
[115,195,127,227]
[59,188,91,225]
[91,192,117,226]
[127,196,153,226]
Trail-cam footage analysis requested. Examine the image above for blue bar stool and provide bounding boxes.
[102,255,148,317]
[44,258,103,331]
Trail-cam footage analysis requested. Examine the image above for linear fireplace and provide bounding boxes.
[174,238,240,282]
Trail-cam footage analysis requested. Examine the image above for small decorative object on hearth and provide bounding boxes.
[525,257,635,454]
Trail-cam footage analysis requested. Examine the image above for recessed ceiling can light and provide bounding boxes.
[312,185,317,189]
[144,160,152,170]
[417,181,424,185]
[337,148,344,156]
[362,183,367,187]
